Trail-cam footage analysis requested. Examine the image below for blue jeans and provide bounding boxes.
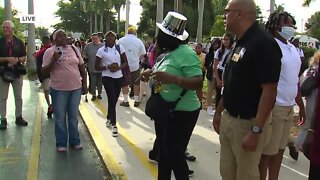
[50,87,82,148]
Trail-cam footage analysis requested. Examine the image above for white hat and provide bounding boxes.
[156,11,189,41]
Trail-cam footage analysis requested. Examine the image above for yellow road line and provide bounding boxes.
[94,100,157,179]
[27,96,42,180]
[79,102,127,180]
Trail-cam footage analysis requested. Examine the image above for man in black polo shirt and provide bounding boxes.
[0,20,28,130]
[212,0,282,179]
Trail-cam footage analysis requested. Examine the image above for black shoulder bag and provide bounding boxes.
[145,58,187,121]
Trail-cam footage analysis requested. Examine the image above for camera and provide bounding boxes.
[14,63,27,75]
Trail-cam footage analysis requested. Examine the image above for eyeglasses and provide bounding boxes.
[224,9,241,16]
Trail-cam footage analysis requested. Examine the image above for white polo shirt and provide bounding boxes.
[118,34,146,72]
[96,45,125,78]
[214,48,230,71]
[275,38,301,106]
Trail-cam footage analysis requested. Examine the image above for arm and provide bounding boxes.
[153,71,202,90]
[41,51,61,78]
[95,56,106,71]
[119,52,128,70]
[79,63,88,94]
[0,57,18,64]
[295,85,306,125]
[212,97,225,134]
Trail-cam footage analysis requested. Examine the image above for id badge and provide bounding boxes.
[231,53,240,62]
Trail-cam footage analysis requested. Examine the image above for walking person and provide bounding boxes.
[118,26,146,107]
[83,33,104,101]
[142,11,203,179]
[0,20,28,130]
[259,11,306,180]
[204,38,221,116]
[95,31,129,137]
[307,56,320,179]
[212,0,282,179]
[42,29,88,152]
[35,35,53,118]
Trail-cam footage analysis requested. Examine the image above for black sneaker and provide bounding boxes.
[120,101,129,107]
[0,119,7,130]
[47,105,54,119]
[97,95,102,99]
[148,150,158,164]
[188,169,194,177]
[186,152,196,161]
[289,145,299,161]
[91,95,97,101]
[15,116,28,126]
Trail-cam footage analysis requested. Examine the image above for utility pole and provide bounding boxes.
[125,0,130,34]
[270,0,275,14]
[27,0,36,74]
[156,0,164,35]
[4,0,12,20]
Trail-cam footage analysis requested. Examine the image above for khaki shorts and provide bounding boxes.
[263,105,294,155]
[130,69,141,85]
[41,78,50,91]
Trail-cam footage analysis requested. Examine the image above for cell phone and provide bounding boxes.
[56,46,63,54]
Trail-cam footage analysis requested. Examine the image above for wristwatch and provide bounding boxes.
[251,125,262,134]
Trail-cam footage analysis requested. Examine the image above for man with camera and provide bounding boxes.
[0,20,28,130]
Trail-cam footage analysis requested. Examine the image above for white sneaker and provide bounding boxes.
[207,108,215,116]
[111,125,118,137]
[106,120,111,127]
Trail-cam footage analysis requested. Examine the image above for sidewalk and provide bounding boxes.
[0,80,108,180]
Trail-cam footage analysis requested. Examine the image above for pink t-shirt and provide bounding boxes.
[42,45,84,91]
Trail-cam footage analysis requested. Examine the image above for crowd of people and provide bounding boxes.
[0,0,320,179]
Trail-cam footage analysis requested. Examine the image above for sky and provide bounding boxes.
[1,0,319,33]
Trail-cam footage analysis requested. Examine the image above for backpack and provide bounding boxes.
[36,48,49,82]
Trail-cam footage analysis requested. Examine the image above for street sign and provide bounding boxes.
[20,15,36,23]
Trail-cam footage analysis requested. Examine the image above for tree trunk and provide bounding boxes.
[27,0,36,78]
[90,12,92,35]
[156,0,164,35]
[196,0,204,43]
[5,0,12,20]
[117,7,121,34]
[94,13,98,33]
[105,12,111,32]
[100,12,103,33]
[270,0,275,14]
[125,0,130,34]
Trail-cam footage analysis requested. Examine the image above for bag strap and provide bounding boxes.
[71,45,80,62]
[171,89,188,109]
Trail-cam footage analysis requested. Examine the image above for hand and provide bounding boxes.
[242,132,260,152]
[297,109,306,126]
[18,57,26,64]
[108,63,119,72]
[152,71,175,84]
[213,113,221,134]
[81,85,88,95]
[7,57,17,64]
[52,51,62,63]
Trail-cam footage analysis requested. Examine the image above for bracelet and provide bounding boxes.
[308,129,315,132]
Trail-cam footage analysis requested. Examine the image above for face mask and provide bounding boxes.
[278,26,295,40]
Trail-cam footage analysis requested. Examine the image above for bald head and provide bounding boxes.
[228,0,257,19]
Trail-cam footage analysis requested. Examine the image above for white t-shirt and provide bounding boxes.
[275,38,301,106]
[214,48,231,71]
[296,47,304,58]
[118,34,146,72]
[96,45,125,78]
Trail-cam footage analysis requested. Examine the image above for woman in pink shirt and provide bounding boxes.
[42,29,88,152]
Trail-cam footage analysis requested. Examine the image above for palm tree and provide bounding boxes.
[81,0,93,35]
[303,0,316,6]
[174,0,183,13]
[156,0,164,34]
[113,0,126,34]
[4,0,12,20]
[196,0,204,43]
[270,0,275,14]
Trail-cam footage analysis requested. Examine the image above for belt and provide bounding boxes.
[227,110,255,120]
